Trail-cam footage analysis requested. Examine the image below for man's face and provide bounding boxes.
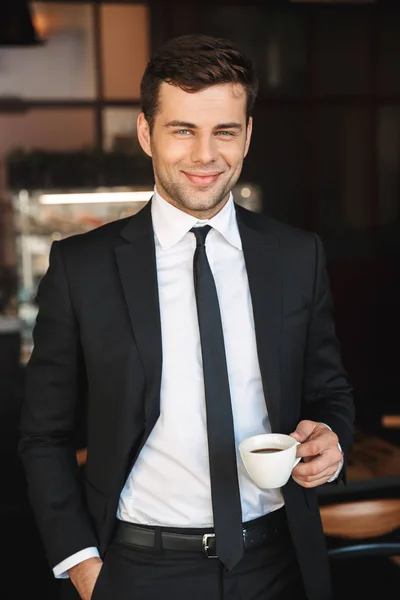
[137,82,253,219]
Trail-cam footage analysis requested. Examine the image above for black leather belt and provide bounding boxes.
[113,507,287,559]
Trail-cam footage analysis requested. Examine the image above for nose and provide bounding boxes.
[190,134,218,165]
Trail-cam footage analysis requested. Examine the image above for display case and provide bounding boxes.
[12,186,152,362]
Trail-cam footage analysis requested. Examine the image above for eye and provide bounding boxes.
[216,131,235,137]
[175,129,192,136]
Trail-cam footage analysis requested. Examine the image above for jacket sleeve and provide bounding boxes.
[18,240,98,568]
[301,234,355,471]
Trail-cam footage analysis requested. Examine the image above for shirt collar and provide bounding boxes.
[151,186,242,250]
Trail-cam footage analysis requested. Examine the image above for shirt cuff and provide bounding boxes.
[319,422,343,482]
[327,456,344,482]
[53,547,100,579]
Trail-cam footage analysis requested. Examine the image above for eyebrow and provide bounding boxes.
[165,120,243,131]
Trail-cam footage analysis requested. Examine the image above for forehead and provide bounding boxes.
[156,82,247,125]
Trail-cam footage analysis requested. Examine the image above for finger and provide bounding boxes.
[293,454,327,477]
[290,420,318,442]
[293,453,340,479]
[296,438,328,458]
[296,430,339,459]
[294,463,337,484]
[293,469,336,488]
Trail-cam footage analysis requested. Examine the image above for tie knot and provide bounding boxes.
[191,225,212,247]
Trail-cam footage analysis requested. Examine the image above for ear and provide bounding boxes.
[244,117,253,158]
[137,112,152,158]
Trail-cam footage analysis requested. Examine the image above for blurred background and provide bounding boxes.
[0,0,399,598]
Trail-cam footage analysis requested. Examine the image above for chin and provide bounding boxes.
[186,197,224,211]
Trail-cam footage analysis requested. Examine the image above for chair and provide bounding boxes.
[319,483,400,561]
[318,426,400,561]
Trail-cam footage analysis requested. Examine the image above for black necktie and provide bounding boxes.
[191,225,244,570]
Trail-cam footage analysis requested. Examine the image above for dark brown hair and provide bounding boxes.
[140,34,259,130]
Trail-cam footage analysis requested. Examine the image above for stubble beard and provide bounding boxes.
[153,161,243,215]
[159,180,232,214]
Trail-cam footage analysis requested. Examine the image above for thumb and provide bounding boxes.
[290,420,317,442]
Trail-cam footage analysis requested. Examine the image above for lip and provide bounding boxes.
[182,172,222,186]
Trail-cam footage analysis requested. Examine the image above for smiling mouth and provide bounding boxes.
[182,172,222,186]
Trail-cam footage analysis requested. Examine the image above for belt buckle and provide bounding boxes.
[202,533,218,558]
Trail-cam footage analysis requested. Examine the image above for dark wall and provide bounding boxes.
[150,1,400,435]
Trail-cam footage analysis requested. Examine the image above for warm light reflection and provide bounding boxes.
[31,9,52,40]
[39,191,153,204]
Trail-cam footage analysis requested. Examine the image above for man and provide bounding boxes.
[19,34,354,600]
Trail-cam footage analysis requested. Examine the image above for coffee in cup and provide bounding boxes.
[238,433,301,489]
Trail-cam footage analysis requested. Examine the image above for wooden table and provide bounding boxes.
[319,430,400,551]
[346,430,400,482]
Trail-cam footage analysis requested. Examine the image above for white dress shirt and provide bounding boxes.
[53,188,342,577]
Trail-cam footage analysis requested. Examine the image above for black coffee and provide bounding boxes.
[251,448,284,454]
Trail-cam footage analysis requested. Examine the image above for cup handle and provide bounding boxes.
[293,440,302,467]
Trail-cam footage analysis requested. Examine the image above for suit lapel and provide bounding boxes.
[114,201,282,435]
[114,201,162,433]
[236,205,282,432]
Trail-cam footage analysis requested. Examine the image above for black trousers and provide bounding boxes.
[82,516,308,600]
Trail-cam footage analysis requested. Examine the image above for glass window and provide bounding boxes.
[316,107,371,258]
[314,7,370,95]
[378,8,400,95]
[243,105,307,229]
[0,3,96,99]
[377,106,400,228]
[0,108,96,189]
[102,107,141,154]
[100,4,150,100]
[202,6,307,97]
[0,108,95,156]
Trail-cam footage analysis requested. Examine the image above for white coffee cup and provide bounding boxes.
[238,433,301,489]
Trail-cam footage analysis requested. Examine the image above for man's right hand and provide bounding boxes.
[68,556,103,600]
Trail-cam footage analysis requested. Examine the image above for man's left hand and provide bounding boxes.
[289,420,343,488]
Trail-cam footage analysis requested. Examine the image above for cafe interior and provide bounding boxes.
[0,1,399,598]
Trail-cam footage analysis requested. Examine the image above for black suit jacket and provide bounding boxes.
[19,201,354,600]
